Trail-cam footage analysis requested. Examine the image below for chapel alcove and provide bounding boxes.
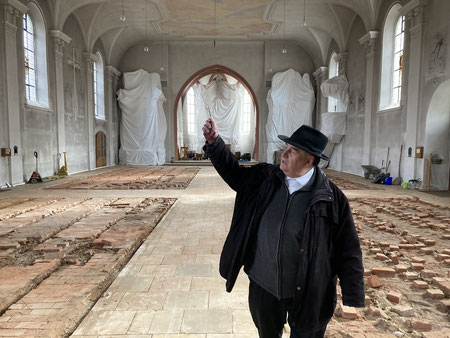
[174,65,259,160]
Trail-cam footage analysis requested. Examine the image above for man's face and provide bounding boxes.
[280,144,314,177]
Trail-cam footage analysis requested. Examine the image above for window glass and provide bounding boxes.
[23,14,36,102]
[93,61,98,117]
[391,16,405,106]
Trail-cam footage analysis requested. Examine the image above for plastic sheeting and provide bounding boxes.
[266,68,315,163]
[320,112,347,144]
[320,75,349,110]
[117,69,167,165]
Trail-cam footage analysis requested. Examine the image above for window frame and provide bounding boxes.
[379,4,405,111]
[22,3,49,109]
[328,52,339,112]
[186,87,196,135]
[23,13,37,103]
[93,51,105,120]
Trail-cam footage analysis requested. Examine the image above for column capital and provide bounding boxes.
[312,67,328,82]
[359,31,379,55]
[49,30,71,57]
[1,0,28,30]
[400,0,426,33]
[84,52,96,72]
[105,65,121,79]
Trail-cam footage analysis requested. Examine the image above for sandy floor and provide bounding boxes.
[0,165,449,337]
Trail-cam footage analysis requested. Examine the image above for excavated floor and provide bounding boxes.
[0,165,448,337]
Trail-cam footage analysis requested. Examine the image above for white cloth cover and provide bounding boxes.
[266,68,315,163]
[117,69,167,165]
[320,75,349,110]
[320,112,347,144]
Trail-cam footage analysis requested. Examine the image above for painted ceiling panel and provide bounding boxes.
[163,0,273,36]
[56,0,381,68]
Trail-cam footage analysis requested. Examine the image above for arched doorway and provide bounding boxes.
[424,79,450,190]
[174,64,259,160]
[95,131,107,168]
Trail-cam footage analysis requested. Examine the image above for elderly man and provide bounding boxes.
[202,118,364,338]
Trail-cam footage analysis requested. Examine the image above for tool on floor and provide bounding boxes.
[392,145,403,185]
[385,147,390,174]
[28,151,43,183]
[48,152,68,178]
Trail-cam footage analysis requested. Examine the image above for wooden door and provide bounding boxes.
[95,131,107,167]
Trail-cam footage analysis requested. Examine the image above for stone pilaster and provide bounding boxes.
[84,52,96,170]
[400,0,427,181]
[1,0,28,184]
[335,52,348,76]
[105,66,121,166]
[312,66,328,129]
[359,31,379,165]
[49,30,71,169]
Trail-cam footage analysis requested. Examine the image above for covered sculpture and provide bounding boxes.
[117,69,167,165]
[266,68,315,163]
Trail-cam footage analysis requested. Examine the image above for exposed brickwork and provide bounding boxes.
[48,167,200,190]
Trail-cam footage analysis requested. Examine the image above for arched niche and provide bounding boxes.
[424,79,450,190]
[173,64,259,160]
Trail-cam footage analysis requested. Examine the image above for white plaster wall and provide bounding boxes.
[62,15,89,174]
[341,16,366,176]
[0,11,8,186]
[19,1,58,180]
[119,40,315,162]
[418,0,450,189]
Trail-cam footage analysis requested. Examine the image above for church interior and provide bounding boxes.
[0,0,449,336]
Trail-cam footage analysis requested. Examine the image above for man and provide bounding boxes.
[202,118,365,338]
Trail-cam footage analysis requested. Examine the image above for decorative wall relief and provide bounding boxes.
[429,31,447,78]
[348,90,356,114]
[358,93,365,113]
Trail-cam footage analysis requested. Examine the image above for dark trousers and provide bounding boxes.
[248,280,327,338]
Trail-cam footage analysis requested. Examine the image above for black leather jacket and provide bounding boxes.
[204,137,365,330]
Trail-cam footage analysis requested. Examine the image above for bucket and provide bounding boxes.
[385,177,392,185]
[401,182,408,189]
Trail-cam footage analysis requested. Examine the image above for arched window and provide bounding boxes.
[23,13,36,102]
[380,4,405,110]
[23,3,49,108]
[94,51,105,119]
[328,52,339,112]
[186,87,195,134]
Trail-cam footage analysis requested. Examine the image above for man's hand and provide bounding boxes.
[202,117,219,144]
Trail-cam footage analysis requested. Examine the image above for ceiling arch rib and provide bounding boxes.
[86,3,105,53]
[55,0,108,31]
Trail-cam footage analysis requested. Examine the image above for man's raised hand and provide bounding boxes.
[202,117,219,144]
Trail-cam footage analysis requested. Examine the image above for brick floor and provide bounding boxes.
[1,166,449,337]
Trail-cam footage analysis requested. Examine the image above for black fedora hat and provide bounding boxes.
[278,125,329,161]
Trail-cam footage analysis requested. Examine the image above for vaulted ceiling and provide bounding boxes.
[47,0,383,67]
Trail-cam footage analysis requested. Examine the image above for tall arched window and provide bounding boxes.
[380,4,405,110]
[22,3,49,107]
[94,51,105,119]
[23,13,36,102]
[328,52,339,112]
[392,16,405,105]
